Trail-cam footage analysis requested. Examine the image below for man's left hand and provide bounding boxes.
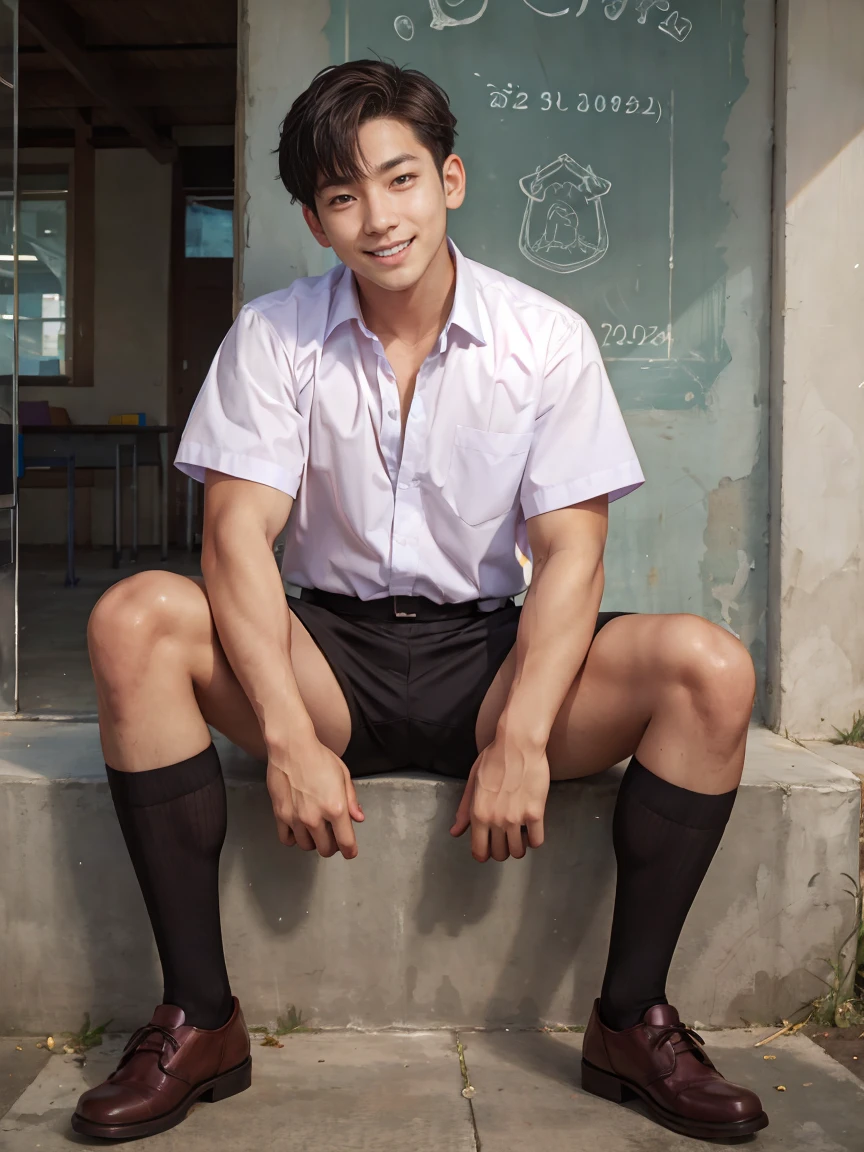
[450,736,550,862]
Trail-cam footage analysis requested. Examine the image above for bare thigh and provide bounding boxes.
[477,611,754,794]
[475,614,666,780]
[90,570,352,767]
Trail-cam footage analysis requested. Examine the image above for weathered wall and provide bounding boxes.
[606,0,773,711]
[240,0,774,711]
[769,0,864,737]
[239,0,334,305]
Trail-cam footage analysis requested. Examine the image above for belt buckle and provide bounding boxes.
[393,596,417,618]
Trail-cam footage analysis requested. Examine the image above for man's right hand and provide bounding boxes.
[266,738,364,859]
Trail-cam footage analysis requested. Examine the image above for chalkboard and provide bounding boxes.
[326,0,747,412]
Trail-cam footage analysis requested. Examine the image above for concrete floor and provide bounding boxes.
[0,1037,50,1120]
[2,1028,864,1150]
[17,546,201,716]
[806,1025,864,1086]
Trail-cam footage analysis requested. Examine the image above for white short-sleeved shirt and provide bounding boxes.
[175,241,644,606]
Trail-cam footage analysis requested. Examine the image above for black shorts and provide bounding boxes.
[288,589,633,779]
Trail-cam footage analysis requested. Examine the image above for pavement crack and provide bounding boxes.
[455,1031,482,1150]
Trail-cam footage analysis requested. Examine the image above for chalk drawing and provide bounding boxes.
[635,0,668,23]
[519,155,611,273]
[394,15,415,38]
[426,0,691,34]
[428,0,488,28]
[521,1,570,15]
[659,9,692,41]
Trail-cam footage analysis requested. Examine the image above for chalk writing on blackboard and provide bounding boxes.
[485,83,663,121]
[601,323,669,347]
[394,15,415,39]
[519,155,611,273]
[542,92,570,111]
[425,0,692,40]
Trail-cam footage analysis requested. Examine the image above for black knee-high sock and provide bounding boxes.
[599,755,737,1032]
[107,743,233,1031]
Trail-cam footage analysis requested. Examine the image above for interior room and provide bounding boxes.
[13,0,237,715]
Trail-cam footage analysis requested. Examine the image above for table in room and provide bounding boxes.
[20,425,174,568]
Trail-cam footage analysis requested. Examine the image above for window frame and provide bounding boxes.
[14,164,71,385]
[12,144,95,388]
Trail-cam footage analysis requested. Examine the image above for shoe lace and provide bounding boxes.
[115,1023,181,1073]
[651,1023,707,1059]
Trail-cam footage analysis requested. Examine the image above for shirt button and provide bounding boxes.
[397,482,409,490]
[388,408,398,420]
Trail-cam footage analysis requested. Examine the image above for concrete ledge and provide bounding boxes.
[0,724,859,1032]
[803,739,864,778]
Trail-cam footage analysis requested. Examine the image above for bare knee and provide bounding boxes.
[88,571,209,677]
[661,614,756,731]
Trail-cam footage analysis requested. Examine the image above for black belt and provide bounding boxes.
[297,588,510,621]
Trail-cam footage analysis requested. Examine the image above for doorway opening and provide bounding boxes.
[16,1,238,715]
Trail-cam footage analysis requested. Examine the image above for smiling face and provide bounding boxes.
[302,117,466,295]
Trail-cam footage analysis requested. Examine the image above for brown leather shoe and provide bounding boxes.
[581,1000,768,1140]
[71,998,251,1140]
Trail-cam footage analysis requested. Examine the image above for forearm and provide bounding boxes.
[496,549,604,749]
[202,516,315,756]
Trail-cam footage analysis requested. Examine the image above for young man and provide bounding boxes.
[73,61,767,1142]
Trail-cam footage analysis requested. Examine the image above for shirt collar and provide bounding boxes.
[323,239,486,349]
[324,262,367,343]
[444,240,486,348]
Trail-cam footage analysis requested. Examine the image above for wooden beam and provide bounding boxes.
[17,110,235,148]
[19,0,177,164]
[20,68,236,110]
[21,41,238,55]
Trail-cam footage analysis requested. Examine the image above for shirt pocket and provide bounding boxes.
[442,425,534,527]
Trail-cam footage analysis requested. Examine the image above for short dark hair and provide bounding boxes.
[277,59,457,210]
